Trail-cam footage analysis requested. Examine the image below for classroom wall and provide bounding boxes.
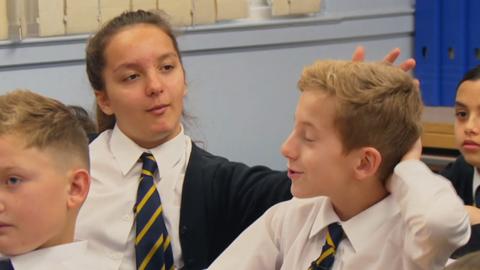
[0,0,414,169]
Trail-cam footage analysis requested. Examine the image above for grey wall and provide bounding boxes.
[0,0,415,169]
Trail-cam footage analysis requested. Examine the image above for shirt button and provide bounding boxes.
[122,213,131,221]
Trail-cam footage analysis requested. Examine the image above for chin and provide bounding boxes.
[0,245,26,257]
[463,154,480,168]
[291,187,313,199]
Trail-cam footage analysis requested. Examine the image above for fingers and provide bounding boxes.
[351,46,365,62]
[382,48,401,64]
[399,58,416,72]
[355,47,416,71]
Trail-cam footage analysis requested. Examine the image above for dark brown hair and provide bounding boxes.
[67,105,97,135]
[85,10,183,132]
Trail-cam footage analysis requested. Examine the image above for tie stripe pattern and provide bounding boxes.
[134,153,174,270]
[308,222,344,270]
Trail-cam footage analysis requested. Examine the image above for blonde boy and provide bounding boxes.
[0,90,103,269]
[209,60,470,270]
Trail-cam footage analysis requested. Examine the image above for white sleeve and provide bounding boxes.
[388,159,471,268]
[207,202,287,270]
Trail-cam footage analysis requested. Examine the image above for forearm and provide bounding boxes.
[389,160,470,249]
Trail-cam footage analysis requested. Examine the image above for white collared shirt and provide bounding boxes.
[208,160,470,270]
[472,167,480,199]
[9,241,108,270]
[76,125,192,270]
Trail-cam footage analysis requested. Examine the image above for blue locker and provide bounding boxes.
[467,0,480,69]
[414,0,441,106]
[440,0,467,106]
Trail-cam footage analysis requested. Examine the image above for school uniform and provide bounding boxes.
[441,155,480,257]
[441,155,480,205]
[6,241,109,270]
[209,160,470,270]
[76,125,292,270]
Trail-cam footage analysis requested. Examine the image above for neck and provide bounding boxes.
[331,178,388,221]
[38,221,75,251]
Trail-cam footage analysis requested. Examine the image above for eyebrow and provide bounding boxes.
[297,120,317,130]
[0,165,16,173]
[112,52,179,73]
[455,101,480,112]
[455,101,466,107]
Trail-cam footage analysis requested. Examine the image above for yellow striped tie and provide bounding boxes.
[134,153,174,270]
[308,222,344,270]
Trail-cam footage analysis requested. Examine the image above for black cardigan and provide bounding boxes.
[441,155,475,205]
[178,143,292,269]
[441,156,480,258]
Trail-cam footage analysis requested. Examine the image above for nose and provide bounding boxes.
[465,115,480,135]
[145,72,164,97]
[281,132,298,160]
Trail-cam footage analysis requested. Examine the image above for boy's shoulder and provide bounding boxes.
[10,241,112,270]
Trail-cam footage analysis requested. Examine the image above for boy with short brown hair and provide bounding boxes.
[0,90,106,269]
[209,60,470,270]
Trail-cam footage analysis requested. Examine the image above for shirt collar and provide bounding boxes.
[309,197,341,239]
[11,241,87,269]
[109,124,187,177]
[473,168,480,196]
[309,195,398,253]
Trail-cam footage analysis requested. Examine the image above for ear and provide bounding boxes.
[183,83,188,97]
[95,90,114,115]
[353,147,382,180]
[66,168,90,210]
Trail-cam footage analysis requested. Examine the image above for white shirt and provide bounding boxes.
[76,125,192,270]
[472,167,480,199]
[209,160,471,270]
[9,241,109,270]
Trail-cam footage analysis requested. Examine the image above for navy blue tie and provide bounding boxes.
[0,260,14,270]
[134,153,174,270]
[308,222,344,270]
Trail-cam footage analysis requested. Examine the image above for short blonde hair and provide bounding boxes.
[0,90,89,169]
[298,60,423,181]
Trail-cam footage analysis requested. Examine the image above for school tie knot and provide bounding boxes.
[140,152,157,177]
[308,222,344,270]
[0,259,14,270]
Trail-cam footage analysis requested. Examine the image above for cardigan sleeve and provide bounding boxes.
[179,143,292,269]
[205,158,292,260]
